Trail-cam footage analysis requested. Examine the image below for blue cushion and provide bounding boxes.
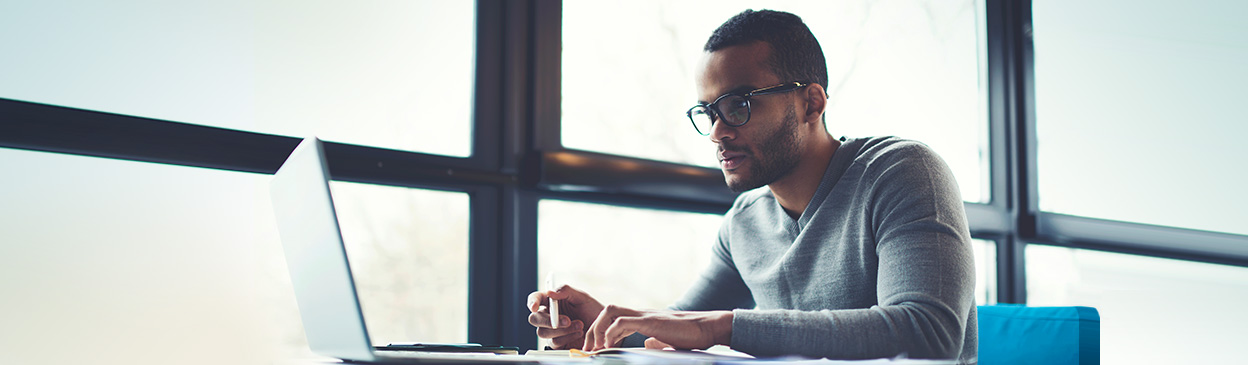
[978,305,1100,365]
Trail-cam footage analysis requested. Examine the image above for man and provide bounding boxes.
[527,9,977,363]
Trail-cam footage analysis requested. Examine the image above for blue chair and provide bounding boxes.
[978,305,1100,365]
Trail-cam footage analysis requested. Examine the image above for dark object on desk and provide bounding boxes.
[377,343,520,355]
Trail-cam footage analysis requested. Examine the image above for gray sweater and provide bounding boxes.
[668,136,977,363]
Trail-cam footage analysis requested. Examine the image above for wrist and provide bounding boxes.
[712,310,734,346]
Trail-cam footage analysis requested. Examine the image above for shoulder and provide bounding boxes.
[726,187,773,218]
[844,136,958,199]
[844,136,950,182]
[852,136,944,167]
[717,187,774,244]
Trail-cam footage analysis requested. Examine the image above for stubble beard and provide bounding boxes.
[724,105,802,193]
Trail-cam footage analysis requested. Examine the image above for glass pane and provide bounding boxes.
[537,200,722,312]
[1033,0,1248,234]
[0,148,304,363]
[971,239,997,305]
[562,0,988,203]
[1027,245,1248,364]
[0,148,469,364]
[0,0,474,157]
[330,182,470,345]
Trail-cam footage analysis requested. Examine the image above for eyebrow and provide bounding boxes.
[698,84,759,104]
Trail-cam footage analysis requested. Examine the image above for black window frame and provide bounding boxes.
[3,0,1246,353]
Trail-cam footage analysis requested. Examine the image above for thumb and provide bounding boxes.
[550,284,592,304]
[643,337,672,350]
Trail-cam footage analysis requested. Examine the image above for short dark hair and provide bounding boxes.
[704,9,828,93]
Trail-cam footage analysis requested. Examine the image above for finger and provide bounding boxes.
[527,308,551,328]
[537,325,580,339]
[535,317,578,338]
[604,316,642,348]
[527,291,549,312]
[586,304,636,351]
[581,318,597,351]
[547,284,580,301]
[530,311,573,329]
[588,305,622,351]
[551,333,583,350]
[549,321,585,349]
[583,308,611,351]
[644,337,671,350]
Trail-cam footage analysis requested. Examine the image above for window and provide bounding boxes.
[0,148,301,363]
[562,0,989,203]
[331,182,470,345]
[536,200,722,313]
[1027,244,1248,364]
[0,0,475,157]
[1033,0,1248,234]
[971,239,997,305]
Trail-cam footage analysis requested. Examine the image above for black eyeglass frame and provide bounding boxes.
[686,81,811,136]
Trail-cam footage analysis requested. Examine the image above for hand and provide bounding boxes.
[582,304,733,352]
[526,284,605,350]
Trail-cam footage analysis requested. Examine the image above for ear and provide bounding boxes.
[802,83,828,126]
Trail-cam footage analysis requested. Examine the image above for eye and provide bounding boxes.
[721,96,747,112]
[718,96,748,124]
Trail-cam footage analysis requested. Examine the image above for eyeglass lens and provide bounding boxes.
[690,95,750,135]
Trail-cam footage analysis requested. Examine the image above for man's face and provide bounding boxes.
[695,41,803,193]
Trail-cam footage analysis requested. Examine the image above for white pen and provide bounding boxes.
[545,271,560,329]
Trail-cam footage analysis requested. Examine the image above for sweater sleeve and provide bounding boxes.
[729,143,976,360]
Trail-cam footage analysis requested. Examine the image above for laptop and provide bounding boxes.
[270,137,534,363]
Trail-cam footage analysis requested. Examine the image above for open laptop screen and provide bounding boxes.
[270,137,377,361]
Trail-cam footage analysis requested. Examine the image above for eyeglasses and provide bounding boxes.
[686,81,810,136]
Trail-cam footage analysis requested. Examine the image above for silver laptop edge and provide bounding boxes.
[271,138,536,364]
[270,137,378,362]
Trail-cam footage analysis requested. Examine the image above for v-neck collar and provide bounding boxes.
[775,137,862,236]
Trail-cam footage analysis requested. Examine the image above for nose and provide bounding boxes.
[708,113,736,144]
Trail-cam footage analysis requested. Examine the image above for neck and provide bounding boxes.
[769,133,840,219]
